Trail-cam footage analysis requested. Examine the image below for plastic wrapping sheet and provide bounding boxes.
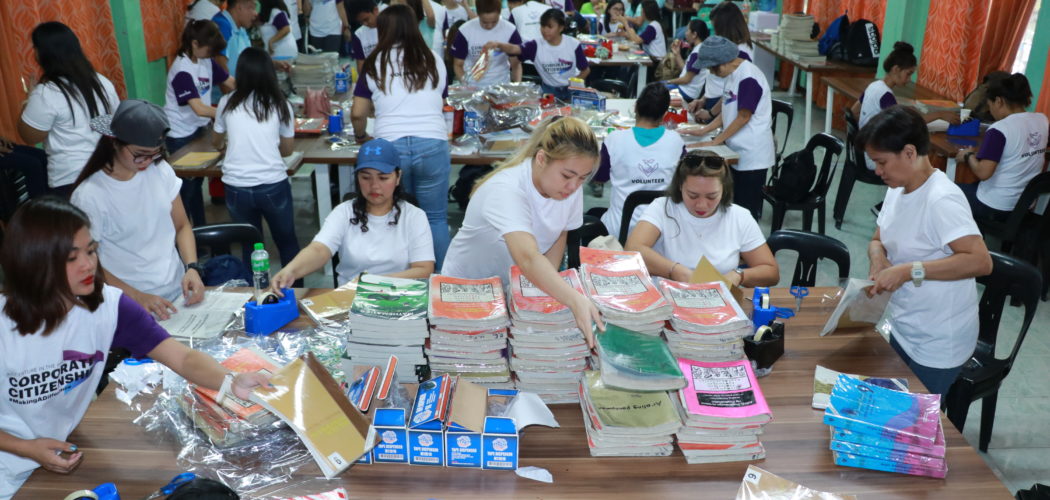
[735,465,857,500]
[817,279,891,337]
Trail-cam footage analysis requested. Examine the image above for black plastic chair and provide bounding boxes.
[617,189,663,246]
[770,99,794,166]
[976,171,1050,299]
[0,167,30,246]
[566,215,609,269]
[944,252,1041,452]
[833,107,885,229]
[193,223,264,269]
[762,133,844,235]
[766,229,850,287]
[591,78,630,99]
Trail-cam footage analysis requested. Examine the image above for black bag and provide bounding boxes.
[843,19,880,66]
[766,149,817,203]
[450,164,494,210]
[203,254,252,286]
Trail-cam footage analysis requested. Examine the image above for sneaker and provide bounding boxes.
[589,181,604,198]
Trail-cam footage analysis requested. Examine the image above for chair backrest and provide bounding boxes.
[973,252,1041,375]
[843,107,862,170]
[802,132,844,199]
[1000,171,1050,240]
[766,229,850,287]
[193,223,264,265]
[771,99,794,160]
[591,78,630,99]
[618,189,664,245]
[0,167,30,223]
[567,215,608,268]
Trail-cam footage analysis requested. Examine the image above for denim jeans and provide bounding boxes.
[166,127,207,226]
[392,136,451,269]
[958,182,1010,223]
[890,334,965,397]
[0,144,48,199]
[223,180,301,268]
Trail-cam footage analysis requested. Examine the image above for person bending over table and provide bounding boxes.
[0,197,270,497]
[954,73,1048,222]
[679,35,774,220]
[663,19,710,105]
[484,9,590,101]
[859,106,993,396]
[271,139,435,289]
[451,0,524,87]
[442,116,606,345]
[71,100,204,320]
[686,1,754,123]
[626,150,778,287]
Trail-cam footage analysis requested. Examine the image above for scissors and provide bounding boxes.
[790,286,809,312]
[142,472,196,499]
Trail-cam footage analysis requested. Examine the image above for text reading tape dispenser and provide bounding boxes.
[244,288,299,336]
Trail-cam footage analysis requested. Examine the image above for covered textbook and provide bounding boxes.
[579,247,671,334]
[595,324,685,391]
[427,274,510,331]
[677,358,772,425]
[823,375,941,447]
[812,365,909,410]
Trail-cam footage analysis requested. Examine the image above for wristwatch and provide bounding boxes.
[733,267,745,286]
[911,261,925,287]
[186,262,206,281]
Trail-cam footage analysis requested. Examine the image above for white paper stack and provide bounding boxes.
[779,13,823,63]
[579,370,681,457]
[346,274,430,380]
[578,249,671,335]
[659,280,752,362]
[426,274,512,387]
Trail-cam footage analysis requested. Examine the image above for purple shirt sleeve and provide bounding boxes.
[508,12,515,24]
[349,35,364,60]
[639,25,656,44]
[565,0,575,11]
[976,127,1007,163]
[878,91,897,109]
[444,14,449,31]
[594,143,612,182]
[685,52,699,73]
[353,72,373,98]
[272,11,290,30]
[112,294,171,358]
[738,50,752,62]
[509,30,522,45]
[737,77,762,113]
[171,72,200,106]
[575,44,588,70]
[451,32,469,59]
[211,59,229,85]
[519,40,538,62]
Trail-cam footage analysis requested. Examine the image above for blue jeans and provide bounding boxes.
[958,182,1010,223]
[392,136,451,269]
[223,180,301,268]
[166,128,207,226]
[0,144,48,198]
[890,334,965,397]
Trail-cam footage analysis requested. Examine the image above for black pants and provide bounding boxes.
[0,145,48,199]
[732,168,768,220]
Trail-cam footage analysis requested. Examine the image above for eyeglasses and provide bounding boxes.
[130,148,165,165]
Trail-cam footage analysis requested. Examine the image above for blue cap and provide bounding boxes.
[355,138,400,174]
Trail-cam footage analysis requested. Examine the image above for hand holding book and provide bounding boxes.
[569,294,605,349]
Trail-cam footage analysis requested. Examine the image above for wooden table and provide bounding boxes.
[169,138,305,179]
[16,287,1012,499]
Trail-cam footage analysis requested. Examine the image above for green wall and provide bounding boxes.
[110,0,169,104]
[1024,0,1049,111]
[877,0,929,80]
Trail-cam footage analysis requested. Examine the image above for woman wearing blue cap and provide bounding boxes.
[270,138,436,288]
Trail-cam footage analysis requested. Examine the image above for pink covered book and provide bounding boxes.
[677,358,773,425]
[509,266,584,315]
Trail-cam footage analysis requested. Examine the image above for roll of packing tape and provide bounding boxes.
[753,325,773,342]
[63,491,98,500]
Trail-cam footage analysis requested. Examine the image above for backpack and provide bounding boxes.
[843,19,880,66]
[449,164,494,211]
[766,148,817,203]
[963,71,1011,123]
[818,13,849,55]
[203,254,252,286]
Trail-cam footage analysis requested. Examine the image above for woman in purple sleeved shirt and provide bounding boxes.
[0,197,271,496]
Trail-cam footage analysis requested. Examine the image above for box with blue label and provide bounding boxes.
[482,416,519,470]
[408,375,453,466]
[371,407,407,464]
[445,382,520,469]
[571,86,607,111]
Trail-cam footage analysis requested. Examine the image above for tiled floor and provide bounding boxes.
[200,89,1049,494]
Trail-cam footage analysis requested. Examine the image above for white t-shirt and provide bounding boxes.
[350,25,379,61]
[310,0,344,37]
[639,199,765,274]
[164,54,228,139]
[442,159,583,284]
[20,74,120,187]
[719,60,774,171]
[638,20,666,58]
[353,48,449,141]
[678,43,708,100]
[510,1,549,42]
[285,0,302,40]
[213,94,295,187]
[446,4,470,25]
[450,18,522,87]
[518,36,588,88]
[703,42,754,100]
[877,170,981,369]
[262,9,299,59]
[187,0,221,21]
[71,162,185,301]
[975,112,1049,211]
[314,200,435,285]
[599,128,683,236]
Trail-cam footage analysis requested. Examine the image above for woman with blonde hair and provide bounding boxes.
[442,116,605,345]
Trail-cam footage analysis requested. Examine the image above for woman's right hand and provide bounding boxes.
[133,291,177,320]
[569,294,605,349]
[20,438,82,474]
[270,268,297,297]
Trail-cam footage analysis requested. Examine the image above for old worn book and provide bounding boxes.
[194,346,280,426]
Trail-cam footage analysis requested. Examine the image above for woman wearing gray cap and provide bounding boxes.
[70,100,205,320]
[680,35,774,220]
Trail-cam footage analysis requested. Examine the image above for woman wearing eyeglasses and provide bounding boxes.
[70,100,204,320]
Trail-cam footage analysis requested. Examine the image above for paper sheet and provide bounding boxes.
[819,279,890,336]
[516,466,554,483]
[158,291,253,339]
[507,391,560,432]
[172,151,221,168]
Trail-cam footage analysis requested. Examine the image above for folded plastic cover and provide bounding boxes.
[824,375,941,447]
[735,465,857,500]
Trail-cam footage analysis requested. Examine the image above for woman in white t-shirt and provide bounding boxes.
[598,0,626,35]
[352,4,452,268]
[485,9,589,101]
[859,106,993,396]
[213,48,301,270]
[71,100,204,320]
[164,20,235,226]
[445,0,477,25]
[271,139,435,288]
[687,1,753,123]
[260,0,299,59]
[626,150,778,286]
[18,22,120,197]
[621,0,665,59]
[443,117,605,344]
[955,73,1048,222]
[663,19,709,103]
[0,197,270,497]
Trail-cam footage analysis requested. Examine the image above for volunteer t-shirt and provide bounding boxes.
[598,19,624,35]
[353,48,449,141]
[510,1,549,42]
[71,162,185,301]
[442,159,583,284]
[638,20,666,58]
[0,286,169,496]
[451,18,523,87]
[599,128,684,236]
[858,79,898,170]
[310,0,345,37]
[518,37,588,88]
[187,0,221,21]
[877,170,981,369]
[314,200,435,285]
[975,112,1049,211]
[639,198,765,274]
[213,95,295,187]
[447,4,471,24]
[164,54,229,140]
[678,42,708,100]
[718,60,774,172]
[702,42,755,100]
[350,26,379,61]
[20,74,120,188]
[262,9,299,59]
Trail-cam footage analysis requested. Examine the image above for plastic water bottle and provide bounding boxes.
[251,243,271,303]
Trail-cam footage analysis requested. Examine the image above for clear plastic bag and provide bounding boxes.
[818,278,891,336]
[735,465,857,500]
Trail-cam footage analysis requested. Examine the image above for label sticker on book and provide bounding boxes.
[439,283,496,303]
[589,273,647,295]
[519,274,573,297]
[743,468,762,484]
[668,287,725,309]
[689,365,751,392]
[328,452,347,467]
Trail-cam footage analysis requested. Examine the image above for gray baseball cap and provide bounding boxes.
[694,35,740,70]
[90,99,170,148]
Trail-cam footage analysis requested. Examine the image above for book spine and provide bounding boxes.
[824,414,933,447]
[833,452,947,479]
[830,440,946,467]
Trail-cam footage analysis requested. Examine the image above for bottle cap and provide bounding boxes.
[254,243,264,250]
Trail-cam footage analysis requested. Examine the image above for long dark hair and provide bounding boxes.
[2,196,105,336]
[663,151,733,237]
[604,0,624,31]
[31,22,114,124]
[405,0,427,23]
[72,136,133,190]
[710,1,752,49]
[349,168,407,232]
[222,48,292,124]
[363,5,440,93]
[178,19,227,58]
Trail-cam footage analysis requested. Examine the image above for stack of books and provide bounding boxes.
[181,346,281,447]
[675,358,772,464]
[507,266,591,403]
[347,274,430,380]
[779,13,823,63]
[659,280,752,362]
[824,376,947,478]
[579,247,671,335]
[811,365,909,410]
[578,370,682,457]
[426,274,513,387]
[595,324,685,392]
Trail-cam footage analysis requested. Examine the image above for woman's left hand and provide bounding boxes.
[872,264,911,295]
[955,147,974,164]
[231,371,274,400]
[182,269,205,306]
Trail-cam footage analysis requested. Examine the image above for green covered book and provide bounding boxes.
[581,371,682,435]
[596,324,685,391]
[349,274,428,322]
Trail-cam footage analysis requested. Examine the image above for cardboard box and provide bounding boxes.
[570,87,607,111]
[372,407,408,463]
[482,416,519,470]
[444,378,488,468]
[408,375,453,466]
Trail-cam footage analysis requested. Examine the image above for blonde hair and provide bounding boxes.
[473,116,599,195]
